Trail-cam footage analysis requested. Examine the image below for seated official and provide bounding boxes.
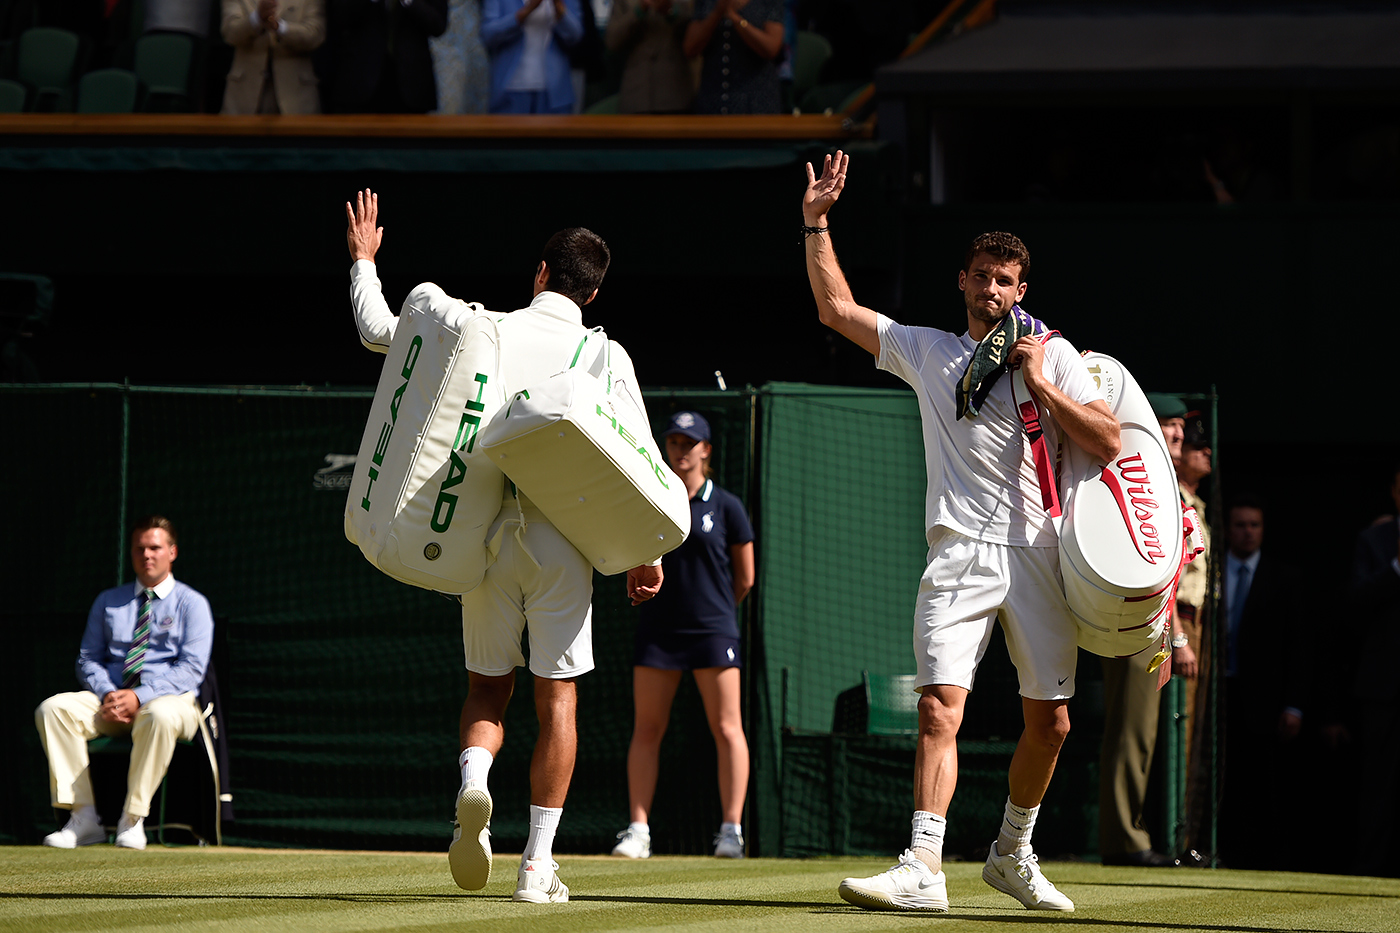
[35,516,214,850]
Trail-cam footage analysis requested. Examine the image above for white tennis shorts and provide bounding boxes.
[913,526,1078,700]
[459,505,594,680]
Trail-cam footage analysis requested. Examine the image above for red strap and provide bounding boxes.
[1013,331,1062,518]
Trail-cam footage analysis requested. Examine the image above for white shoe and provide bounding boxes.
[837,850,949,912]
[612,827,651,859]
[114,813,147,850]
[713,826,744,859]
[982,843,1074,911]
[513,858,569,903]
[448,781,492,890]
[42,808,106,848]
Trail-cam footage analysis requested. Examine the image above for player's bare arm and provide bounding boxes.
[346,188,383,263]
[1010,335,1121,463]
[803,150,880,357]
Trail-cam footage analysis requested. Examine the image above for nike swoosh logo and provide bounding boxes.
[918,879,938,889]
[1058,676,1069,685]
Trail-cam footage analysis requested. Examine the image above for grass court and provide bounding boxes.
[3,846,1397,933]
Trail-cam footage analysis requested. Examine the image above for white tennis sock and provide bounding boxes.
[524,805,562,862]
[627,821,649,836]
[459,747,493,787]
[996,797,1038,858]
[910,810,946,871]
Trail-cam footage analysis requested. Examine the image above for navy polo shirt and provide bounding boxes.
[638,478,754,637]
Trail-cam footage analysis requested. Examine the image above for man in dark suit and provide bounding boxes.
[328,0,448,113]
[1350,466,1400,876]
[1219,496,1307,869]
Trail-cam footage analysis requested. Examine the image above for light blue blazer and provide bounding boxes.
[481,0,583,112]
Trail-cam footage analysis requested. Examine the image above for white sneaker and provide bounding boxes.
[42,808,106,848]
[114,813,147,850]
[982,843,1074,911]
[448,781,492,890]
[713,826,744,859]
[837,850,949,912]
[513,858,569,903]
[612,827,651,859]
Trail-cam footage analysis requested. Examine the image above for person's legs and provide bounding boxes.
[626,666,682,825]
[530,675,577,810]
[35,691,104,811]
[693,666,748,825]
[1008,697,1072,810]
[124,693,202,820]
[1098,656,1161,861]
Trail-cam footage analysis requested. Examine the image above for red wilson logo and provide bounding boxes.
[1098,453,1166,564]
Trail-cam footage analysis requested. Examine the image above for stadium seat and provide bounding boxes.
[16,27,81,111]
[584,93,619,115]
[133,32,194,112]
[77,69,141,114]
[792,30,833,113]
[863,671,920,736]
[0,76,27,112]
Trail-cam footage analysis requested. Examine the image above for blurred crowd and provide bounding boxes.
[0,0,946,116]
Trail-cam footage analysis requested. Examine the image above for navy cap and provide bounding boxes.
[665,411,710,442]
[1183,412,1209,447]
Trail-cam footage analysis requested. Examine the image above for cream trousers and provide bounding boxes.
[35,690,202,819]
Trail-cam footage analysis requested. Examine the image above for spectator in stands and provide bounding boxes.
[220,0,326,115]
[481,0,583,114]
[605,0,694,114]
[1348,464,1400,876]
[684,0,783,114]
[34,516,214,852]
[1218,496,1306,869]
[611,411,755,861]
[1096,395,1192,867]
[429,0,490,113]
[327,0,448,113]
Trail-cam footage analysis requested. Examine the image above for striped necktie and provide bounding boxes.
[121,588,156,690]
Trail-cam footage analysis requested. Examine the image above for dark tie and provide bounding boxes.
[121,588,155,689]
[1229,562,1252,630]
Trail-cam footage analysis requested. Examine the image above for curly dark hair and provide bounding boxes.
[964,231,1030,282]
[540,227,611,306]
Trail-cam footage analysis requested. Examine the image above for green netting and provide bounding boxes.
[3,384,753,855]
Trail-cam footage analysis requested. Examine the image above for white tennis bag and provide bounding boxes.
[1055,352,1204,666]
[344,283,507,594]
[478,332,691,574]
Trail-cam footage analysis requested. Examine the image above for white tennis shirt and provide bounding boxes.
[876,313,1103,548]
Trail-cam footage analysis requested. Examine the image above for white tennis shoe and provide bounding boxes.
[982,843,1074,910]
[513,858,569,903]
[837,849,949,912]
[448,780,492,890]
[42,807,106,848]
[611,827,651,859]
[713,826,744,859]
[114,813,146,850]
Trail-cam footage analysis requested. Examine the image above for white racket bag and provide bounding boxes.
[1056,352,1203,665]
[478,333,690,574]
[344,283,507,594]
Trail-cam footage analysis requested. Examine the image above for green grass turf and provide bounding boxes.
[2,846,1397,933]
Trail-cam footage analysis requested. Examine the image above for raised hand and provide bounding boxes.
[345,188,384,264]
[803,149,848,226]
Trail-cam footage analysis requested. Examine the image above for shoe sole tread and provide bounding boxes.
[449,789,492,890]
[837,881,948,912]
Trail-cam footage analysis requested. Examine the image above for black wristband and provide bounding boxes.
[802,224,828,241]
